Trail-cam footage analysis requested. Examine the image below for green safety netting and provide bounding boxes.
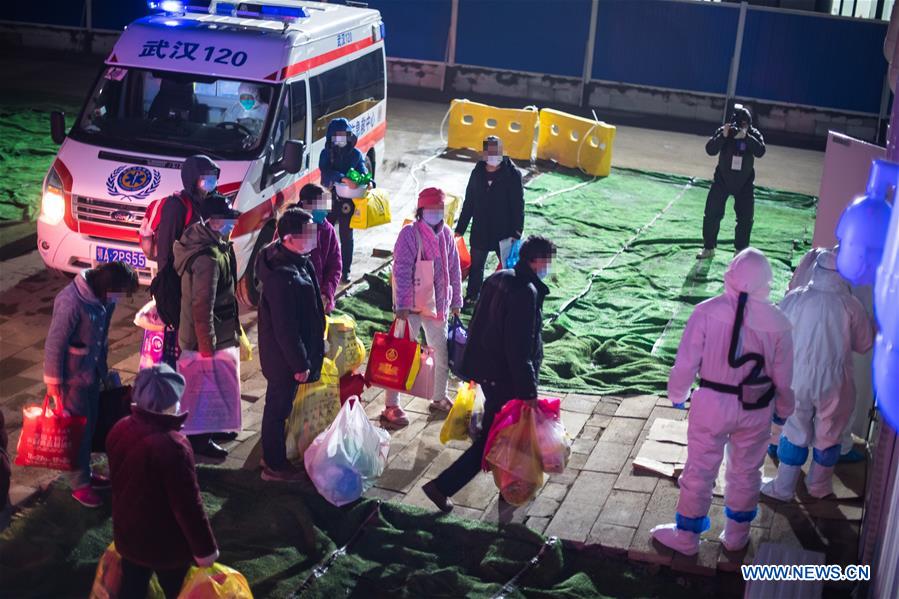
[336,167,816,396]
[0,468,727,598]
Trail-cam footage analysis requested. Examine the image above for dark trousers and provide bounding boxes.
[433,384,511,497]
[465,247,500,302]
[328,198,355,277]
[701,179,755,251]
[120,559,189,599]
[261,376,299,470]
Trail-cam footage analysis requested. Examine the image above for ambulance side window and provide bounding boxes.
[270,91,290,166]
[309,48,385,143]
[289,80,307,147]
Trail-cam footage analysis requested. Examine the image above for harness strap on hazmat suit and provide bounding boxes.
[699,292,776,410]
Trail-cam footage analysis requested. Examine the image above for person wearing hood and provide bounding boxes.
[172,196,242,459]
[651,248,794,556]
[223,82,269,138]
[697,105,766,260]
[297,183,342,314]
[255,207,326,482]
[422,236,554,514]
[107,364,219,599]
[43,261,139,508]
[761,251,873,502]
[319,118,369,283]
[455,136,525,308]
[383,188,464,428]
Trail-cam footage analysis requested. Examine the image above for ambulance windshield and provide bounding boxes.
[73,66,277,160]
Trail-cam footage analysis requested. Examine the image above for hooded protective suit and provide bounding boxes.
[762,252,873,500]
[652,248,794,554]
[223,82,269,135]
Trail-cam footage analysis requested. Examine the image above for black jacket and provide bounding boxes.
[460,262,548,399]
[705,126,766,192]
[455,158,524,252]
[255,241,326,382]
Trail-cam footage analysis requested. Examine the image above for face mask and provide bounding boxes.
[422,210,444,226]
[486,155,502,167]
[311,209,328,224]
[536,264,551,280]
[210,220,236,238]
[239,97,255,111]
[287,234,317,254]
[198,175,217,194]
[333,136,347,148]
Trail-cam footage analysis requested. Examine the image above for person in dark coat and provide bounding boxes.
[698,105,766,259]
[43,261,138,508]
[422,235,555,513]
[455,135,525,307]
[172,196,242,459]
[107,364,219,599]
[319,118,370,283]
[256,207,326,482]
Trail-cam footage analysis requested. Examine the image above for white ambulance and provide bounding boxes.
[37,0,386,305]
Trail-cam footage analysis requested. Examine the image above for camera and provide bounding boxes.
[727,104,751,137]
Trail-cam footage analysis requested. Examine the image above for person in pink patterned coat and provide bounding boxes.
[382,187,463,428]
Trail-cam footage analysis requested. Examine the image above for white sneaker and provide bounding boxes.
[380,406,409,428]
[650,523,699,556]
[696,248,715,260]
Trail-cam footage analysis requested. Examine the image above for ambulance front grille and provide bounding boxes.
[72,196,144,231]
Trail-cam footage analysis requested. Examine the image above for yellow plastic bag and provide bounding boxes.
[90,542,164,599]
[179,563,253,599]
[443,193,461,228]
[349,189,391,230]
[439,382,478,444]
[325,315,366,378]
[285,358,340,460]
[238,327,253,362]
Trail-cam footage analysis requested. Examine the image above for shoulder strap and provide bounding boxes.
[178,192,193,227]
[728,292,770,384]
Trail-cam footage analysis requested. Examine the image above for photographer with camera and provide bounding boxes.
[697,105,766,260]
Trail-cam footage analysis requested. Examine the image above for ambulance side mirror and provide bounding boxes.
[277,140,305,174]
[50,111,66,145]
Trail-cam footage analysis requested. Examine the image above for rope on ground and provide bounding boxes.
[489,536,560,599]
[290,499,382,598]
[547,178,696,326]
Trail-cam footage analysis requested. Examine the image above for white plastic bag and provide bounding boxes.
[133,299,166,332]
[177,347,241,435]
[534,409,571,474]
[304,399,390,506]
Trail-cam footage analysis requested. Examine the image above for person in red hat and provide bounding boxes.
[382,187,463,428]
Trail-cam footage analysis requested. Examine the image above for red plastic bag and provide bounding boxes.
[15,395,87,471]
[339,372,367,406]
[481,398,562,470]
[364,319,422,392]
[485,404,544,506]
[456,236,471,280]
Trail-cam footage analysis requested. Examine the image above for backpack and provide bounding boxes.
[139,193,193,261]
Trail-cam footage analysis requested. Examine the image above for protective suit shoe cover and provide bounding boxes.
[650,523,699,556]
[760,463,801,502]
[720,520,751,552]
[805,462,835,498]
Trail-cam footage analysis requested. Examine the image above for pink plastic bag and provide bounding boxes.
[139,329,165,370]
[481,398,561,471]
[407,346,436,400]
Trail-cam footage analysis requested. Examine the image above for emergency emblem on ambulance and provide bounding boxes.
[106,165,161,200]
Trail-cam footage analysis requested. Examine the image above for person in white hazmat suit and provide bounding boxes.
[223,82,269,138]
[761,251,873,501]
[651,248,794,555]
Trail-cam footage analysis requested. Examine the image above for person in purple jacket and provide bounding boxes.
[297,183,342,314]
[382,187,463,428]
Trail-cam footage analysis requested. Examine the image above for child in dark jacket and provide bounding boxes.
[298,183,342,314]
[107,364,219,599]
[318,118,370,283]
[255,207,327,482]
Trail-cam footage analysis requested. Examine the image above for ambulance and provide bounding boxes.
[37,0,386,305]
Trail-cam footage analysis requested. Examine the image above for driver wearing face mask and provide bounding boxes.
[172,196,243,459]
[455,135,525,310]
[223,82,269,137]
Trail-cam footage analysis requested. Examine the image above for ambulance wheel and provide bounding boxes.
[236,220,276,308]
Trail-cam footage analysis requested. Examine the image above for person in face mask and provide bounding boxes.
[318,118,370,283]
[223,82,269,137]
[422,235,553,512]
[651,248,794,556]
[455,136,525,310]
[254,207,326,482]
[106,364,220,599]
[43,261,139,508]
[761,251,873,502]
[298,183,342,314]
[382,188,464,428]
[172,197,242,459]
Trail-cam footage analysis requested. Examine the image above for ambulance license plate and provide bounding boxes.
[95,245,146,268]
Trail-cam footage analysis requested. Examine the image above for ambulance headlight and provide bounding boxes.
[41,167,66,225]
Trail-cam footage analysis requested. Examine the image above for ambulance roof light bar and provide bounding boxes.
[208,0,310,21]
